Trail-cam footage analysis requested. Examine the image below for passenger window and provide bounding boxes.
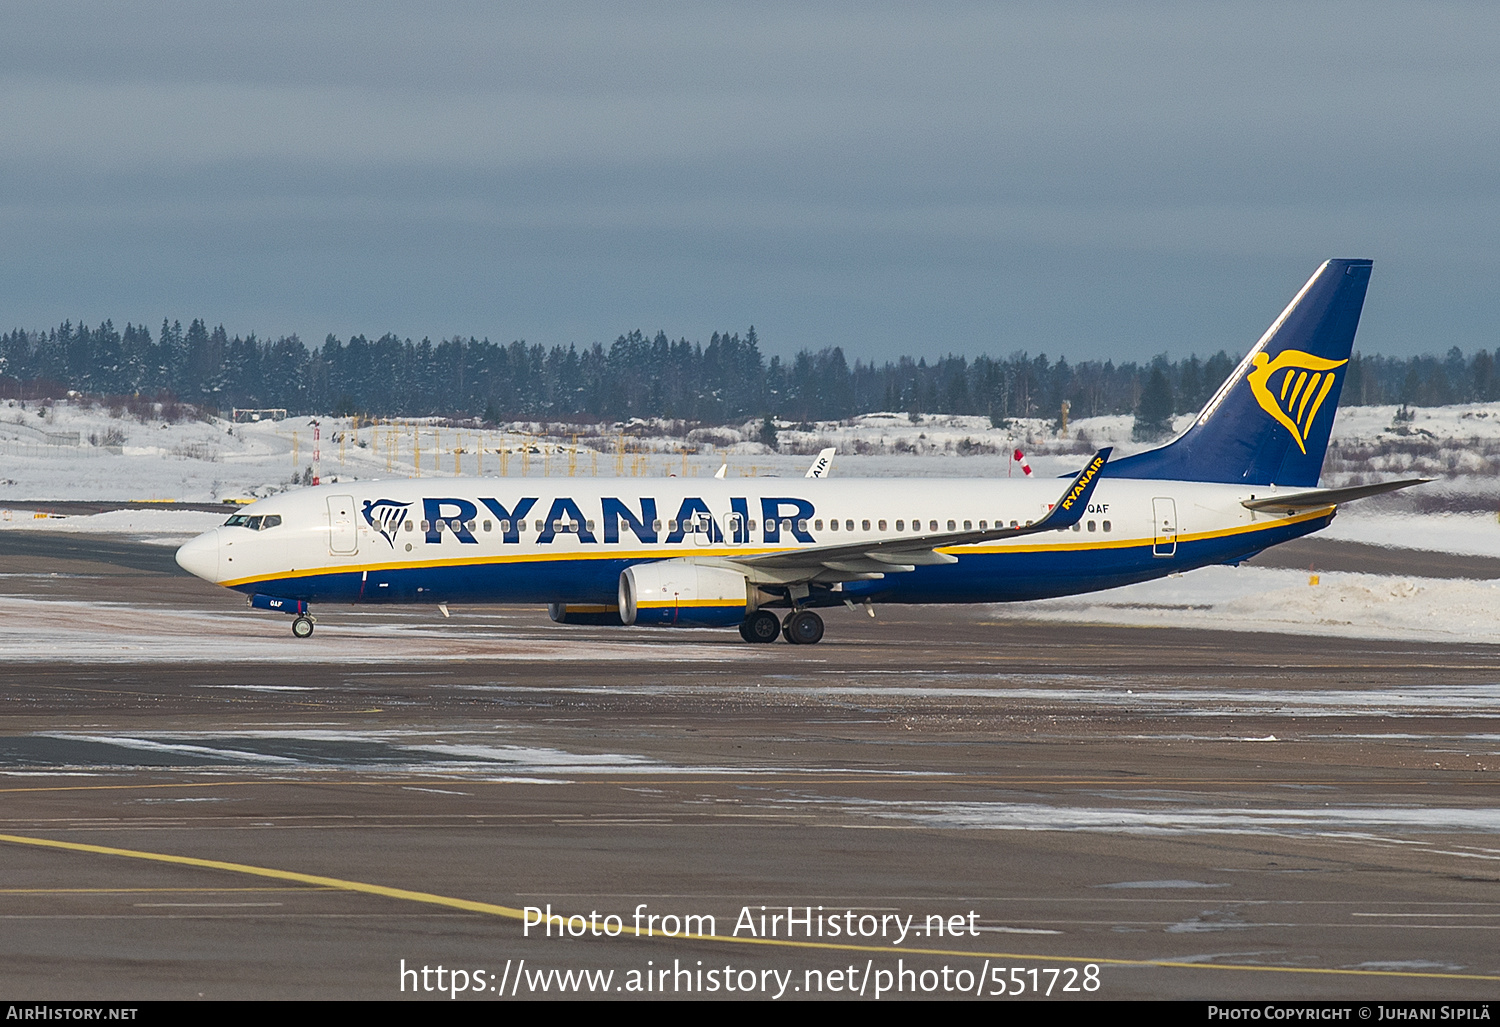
[499,520,510,533]
[929,520,938,531]
[535,520,543,532]
[963,520,972,530]
[465,520,476,532]
[652,519,662,532]
[1103,520,1112,532]
[797,519,809,532]
[845,519,854,531]
[1088,520,1096,532]
[815,519,823,530]
[667,520,678,532]
[587,520,595,531]
[1072,523,1082,532]
[421,520,431,532]
[979,521,986,530]
[1010,520,1018,528]
[748,520,756,531]
[861,520,870,531]
[829,519,839,531]
[878,520,887,531]
[895,520,904,531]
[403,520,413,532]
[947,520,955,531]
[483,520,492,532]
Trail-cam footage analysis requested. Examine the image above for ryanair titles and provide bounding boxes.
[364,495,818,548]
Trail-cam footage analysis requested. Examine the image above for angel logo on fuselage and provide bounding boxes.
[361,499,411,547]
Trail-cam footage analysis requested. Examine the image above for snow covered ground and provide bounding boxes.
[996,565,1500,645]
[2,396,1498,644]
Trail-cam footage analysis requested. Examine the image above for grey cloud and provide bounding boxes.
[0,1,1497,361]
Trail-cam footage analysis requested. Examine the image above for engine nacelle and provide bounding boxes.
[547,603,625,626]
[618,561,752,628]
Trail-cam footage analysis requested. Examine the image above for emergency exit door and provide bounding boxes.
[1152,497,1177,557]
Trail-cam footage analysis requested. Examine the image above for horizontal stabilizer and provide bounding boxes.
[1241,478,1429,513]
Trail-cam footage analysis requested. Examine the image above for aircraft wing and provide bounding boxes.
[728,449,1111,582]
[1240,478,1428,514]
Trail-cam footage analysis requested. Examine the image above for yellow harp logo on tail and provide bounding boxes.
[1246,350,1348,454]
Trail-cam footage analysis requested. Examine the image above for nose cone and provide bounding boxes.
[176,529,221,582]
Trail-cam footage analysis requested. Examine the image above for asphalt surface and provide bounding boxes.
[1,532,1497,1001]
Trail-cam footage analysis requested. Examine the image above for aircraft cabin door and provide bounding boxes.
[1152,497,1177,558]
[328,495,358,555]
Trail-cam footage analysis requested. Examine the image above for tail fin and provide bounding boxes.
[1105,258,1372,487]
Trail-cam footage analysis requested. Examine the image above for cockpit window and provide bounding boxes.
[223,513,280,530]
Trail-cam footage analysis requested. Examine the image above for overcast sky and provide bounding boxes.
[2,1,1496,363]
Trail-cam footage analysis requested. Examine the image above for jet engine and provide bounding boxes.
[618,560,753,627]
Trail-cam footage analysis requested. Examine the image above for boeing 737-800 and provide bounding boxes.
[175,259,1421,644]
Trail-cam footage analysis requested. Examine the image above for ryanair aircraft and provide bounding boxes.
[176,259,1421,645]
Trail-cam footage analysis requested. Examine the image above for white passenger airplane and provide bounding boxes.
[177,259,1421,644]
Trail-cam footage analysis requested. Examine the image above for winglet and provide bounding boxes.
[805,448,835,478]
[1034,448,1111,530]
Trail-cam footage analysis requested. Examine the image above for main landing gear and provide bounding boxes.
[291,615,315,638]
[782,609,824,645]
[739,609,781,643]
[739,608,825,644]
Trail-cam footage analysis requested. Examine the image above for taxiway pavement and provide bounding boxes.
[0,532,1497,1000]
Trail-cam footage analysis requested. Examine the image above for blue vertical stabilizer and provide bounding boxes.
[1104,259,1372,487]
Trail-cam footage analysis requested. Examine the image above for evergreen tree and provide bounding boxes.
[1133,363,1175,441]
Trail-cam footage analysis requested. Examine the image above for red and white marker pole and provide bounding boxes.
[1013,448,1032,477]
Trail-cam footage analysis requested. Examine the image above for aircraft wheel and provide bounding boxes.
[740,610,781,644]
[782,610,824,645]
[291,615,315,639]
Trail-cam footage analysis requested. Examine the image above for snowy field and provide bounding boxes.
[2,396,1499,645]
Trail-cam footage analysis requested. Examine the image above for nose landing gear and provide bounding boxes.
[291,615,315,638]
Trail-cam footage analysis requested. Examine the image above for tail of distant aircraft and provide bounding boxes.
[1105,258,1372,488]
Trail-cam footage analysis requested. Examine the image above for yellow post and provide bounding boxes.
[569,434,578,477]
[414,429,421,477]
[291,431,299,473]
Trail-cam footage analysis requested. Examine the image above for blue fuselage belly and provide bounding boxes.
[233,512,1328,609]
